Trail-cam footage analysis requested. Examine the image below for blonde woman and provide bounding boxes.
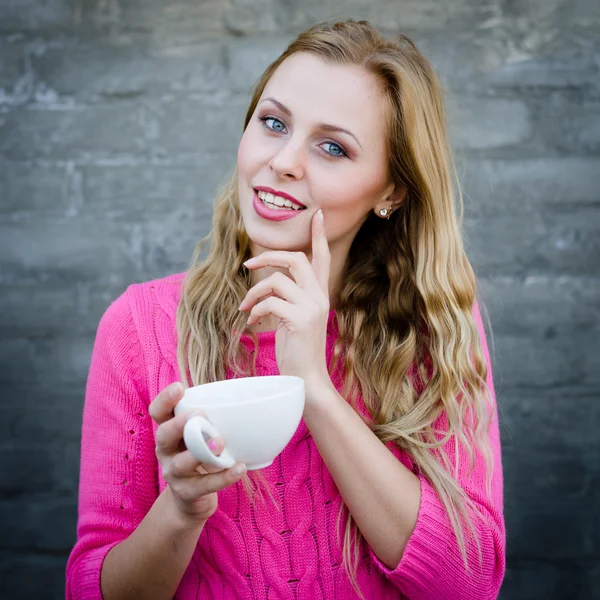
[66,19,506,600]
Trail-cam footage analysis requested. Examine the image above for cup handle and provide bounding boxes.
[182,416,236,470]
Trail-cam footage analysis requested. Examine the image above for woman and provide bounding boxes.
[66,19,505,600]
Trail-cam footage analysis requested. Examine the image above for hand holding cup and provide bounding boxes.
[148,382,248,524]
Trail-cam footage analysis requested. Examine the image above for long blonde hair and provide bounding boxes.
[176,19,495,592]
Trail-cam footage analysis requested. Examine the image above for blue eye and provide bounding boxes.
[321,142,347,158]
[260,116,286,133]
[258,115,348,159]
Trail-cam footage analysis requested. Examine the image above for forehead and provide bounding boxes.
[261,52,388,141]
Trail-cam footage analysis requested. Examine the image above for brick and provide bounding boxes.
[460,158,600,217]
[498,0,600,38]
[0,218,141,285]
[155,97,246,158]
[464,207,600,275]
[136,211,213,275]
[484,54,600,90]
[499,391,599,452]
[0,161,71,214]
[225,0,495,34]
[0,209,209,285]
[447,96,531,150]
[499,0,564,21]
[0,281,128,338]
[590,565,600,600]
[227,36,290,93]
[0,39,26,92]
[0,383,85,442]
[409,31,506,92]
[500,391,598,562]
[503,456,596,560]
[0,283,78,336]
[491,329,599,389]
[0,336,93,387]
[0,439,80,496]
[32,40,227,100]
[0,496,77,552]
[500,562,586,600]
[480,278,600,387]
[115,0,230,39]
[478,276,600,337]
[504,496,596,564]
[0,104,158,160]
[81,158,233,222]
[0,0,72,33]
[0,551,67,600]
[0,98,244,161]
[526,91,600,154]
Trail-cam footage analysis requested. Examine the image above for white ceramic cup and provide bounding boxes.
[173,375,305,470]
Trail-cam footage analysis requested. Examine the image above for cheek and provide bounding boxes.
[317,171,379,212]
[237,130,254,178]
[237,122,275,179]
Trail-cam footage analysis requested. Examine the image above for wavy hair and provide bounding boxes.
[176,19,495,594]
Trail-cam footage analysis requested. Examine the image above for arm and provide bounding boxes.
[303,302,505,599]
[303,386,421,568]
[100,487,206,600]
[65,291,201,600]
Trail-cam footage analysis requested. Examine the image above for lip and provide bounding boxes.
[254,186,306,209]
[252,190,305,222]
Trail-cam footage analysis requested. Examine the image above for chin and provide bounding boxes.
[244,219,308,250]
[247,231,309,253]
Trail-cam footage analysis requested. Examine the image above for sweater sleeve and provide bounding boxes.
[65,289,158,600]
[369,301,506,599]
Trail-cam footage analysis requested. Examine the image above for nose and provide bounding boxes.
[268,139,305,180]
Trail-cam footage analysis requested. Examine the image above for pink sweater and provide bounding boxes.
[66,272,505,599]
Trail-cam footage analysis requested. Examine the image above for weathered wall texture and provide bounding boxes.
[0,1,598,598]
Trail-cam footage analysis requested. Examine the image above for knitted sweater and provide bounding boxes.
[66,272,505,600]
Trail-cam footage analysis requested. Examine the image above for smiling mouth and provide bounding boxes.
[255,189,306,211]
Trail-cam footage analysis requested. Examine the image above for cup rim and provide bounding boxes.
[179,375,304,409]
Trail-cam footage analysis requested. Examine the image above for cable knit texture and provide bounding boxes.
[66,272,505,600]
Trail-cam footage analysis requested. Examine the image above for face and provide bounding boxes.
[237,52,399,261]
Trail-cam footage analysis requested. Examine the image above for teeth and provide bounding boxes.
[257,190,304,210]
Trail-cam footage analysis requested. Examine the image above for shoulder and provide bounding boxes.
[100,271,185,321]
[97,271,186,354]
[125,271,186,316]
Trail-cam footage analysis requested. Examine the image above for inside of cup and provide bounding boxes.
[185,375,302,406]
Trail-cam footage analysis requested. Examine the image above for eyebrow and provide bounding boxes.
[259,97,363,149]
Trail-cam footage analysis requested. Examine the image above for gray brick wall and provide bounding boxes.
[0,1,598,598]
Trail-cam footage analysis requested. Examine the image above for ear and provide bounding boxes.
[388,185,407,211]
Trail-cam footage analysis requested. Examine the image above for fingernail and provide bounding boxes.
[317,209,324,224]
[232,464,247,476]
[207,439,219,451]
[169,382,182,399]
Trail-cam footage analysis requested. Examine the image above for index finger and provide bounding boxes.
[311,209,331,295]
[148,382,184,425]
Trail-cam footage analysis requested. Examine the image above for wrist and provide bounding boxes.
[162,486,208,533]
[303,378,340,419]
